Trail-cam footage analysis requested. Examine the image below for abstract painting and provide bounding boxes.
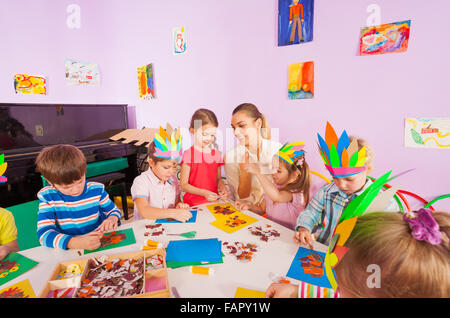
[359,20,411,55]
[405,118,450,149]
[14,74,47,95]
[288,61,314,99]
[137,63,155,100]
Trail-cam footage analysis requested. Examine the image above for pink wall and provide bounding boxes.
[1,0,449,210]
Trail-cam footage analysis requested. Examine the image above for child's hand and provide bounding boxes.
[97,216,119,233]
[0,246,10,261]
[243,162,260,175]
[67,232,103,250]
[235,200,250,210]
[265,283,299,298]
[176,202,190,209]
[169,209,192,223]
[294,227,314,249]
[218,189,229,201]
[203,190,219,202]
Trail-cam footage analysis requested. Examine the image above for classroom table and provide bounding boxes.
[2,202,328,298]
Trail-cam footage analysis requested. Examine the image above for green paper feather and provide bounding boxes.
[0,154,4,165]
[348,151,359,167]
[339,171,392,223]
[329,144,340,167]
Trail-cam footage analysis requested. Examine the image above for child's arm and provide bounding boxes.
[0,240,19,260]
[235,199,266,216]
[134,197,192,222]
[97,184,122,232]
[245,163,293,203]
[217,167,229,200]
[36,192,75,250]
[180,163,218,202]
[294,188,326,246]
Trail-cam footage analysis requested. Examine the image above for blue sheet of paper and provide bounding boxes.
[156,210,197,223]
[166,238,222,263]
[286,246,334,289]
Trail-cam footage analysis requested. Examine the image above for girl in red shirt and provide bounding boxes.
[180,108,228,206]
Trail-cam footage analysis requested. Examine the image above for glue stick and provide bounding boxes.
[190,266,214,276]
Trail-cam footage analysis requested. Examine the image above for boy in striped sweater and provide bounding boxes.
[36,145,121,250]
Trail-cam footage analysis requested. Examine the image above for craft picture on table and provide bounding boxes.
[14,74,47,95]
[84,228,136,254]
[0,253,39,286]
[64,58,100,86]
[206,202,239,218]
[286,247,333,289]
[0,154,7,183]
[278,0,314,46]
[359,20,411,55]
[156,210,197,223]
[173,26,187,54]
[288,61,314,99]
[0,279,36,298]
[405,118,450,149]
[137,63,155,100]
[210,212,258,234]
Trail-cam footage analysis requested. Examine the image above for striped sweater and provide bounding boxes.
[37,181,122,250]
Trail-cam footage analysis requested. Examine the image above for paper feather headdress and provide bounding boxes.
[276,142,306,165]
[153,124,182,159]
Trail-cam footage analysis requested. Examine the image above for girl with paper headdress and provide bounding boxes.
[235,142,311,230]
[130,125,192,222]
[294,122,398,246]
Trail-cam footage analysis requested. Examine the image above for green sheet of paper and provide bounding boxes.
[84,228,136,255]
[0,252,39,287]
[166,253,224,269]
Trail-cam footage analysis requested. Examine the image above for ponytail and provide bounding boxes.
[279,154,311,207]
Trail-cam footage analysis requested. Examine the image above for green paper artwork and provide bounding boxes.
[84,228,136,255]
[0,253,39,287]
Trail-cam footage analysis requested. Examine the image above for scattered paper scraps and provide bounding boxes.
[145,255,164,270]
[77,255,145,298]
[14,74,47,95]
[286,247,334,289]
[65,58,100,86]
[206,202,240,218]
[84,228,136,255]
[0,279,36,298]
[234,287,266,298]
[144,224,166,237]
[359,20,411,55]
[222,242,259,262]
[47,287,75,298]
[0,253,39,287]
[248,224,281,242]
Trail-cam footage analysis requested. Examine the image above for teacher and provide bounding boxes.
[224,103,282,205]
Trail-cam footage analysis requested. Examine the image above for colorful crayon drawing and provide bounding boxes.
[286,247,333,289]
[0,154,7,183]
[14,74,47,95]
[405,118,450,148]
[137,63,155,100]
[0,279,36,298]
[359,20,411,55]
[173,26,187,54]
[288,61,314,99]
[64,59,100,85]
[278,0,314,46]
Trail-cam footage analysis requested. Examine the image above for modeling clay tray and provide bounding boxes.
[38,249,170,298]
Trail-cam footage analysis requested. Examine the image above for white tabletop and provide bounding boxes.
[3,202,328,298]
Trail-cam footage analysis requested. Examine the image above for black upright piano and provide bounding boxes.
[0,103,142,208]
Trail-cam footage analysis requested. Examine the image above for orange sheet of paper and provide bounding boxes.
[0,279,36,298]
[235,287,266,298]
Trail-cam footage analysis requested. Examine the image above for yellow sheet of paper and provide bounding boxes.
[210,212,258,234]
[235,287,266,298]
[0,279,36,298]
[205,202,240,219]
